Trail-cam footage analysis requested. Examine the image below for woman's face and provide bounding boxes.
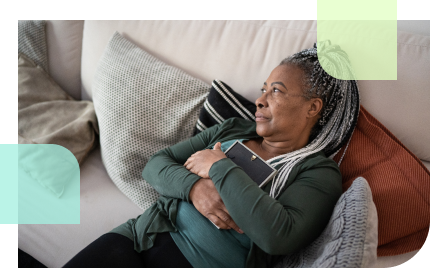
[255,64,319,144]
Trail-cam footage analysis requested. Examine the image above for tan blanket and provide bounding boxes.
[18,53,99,166]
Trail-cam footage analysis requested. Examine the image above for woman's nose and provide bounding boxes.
[255,92,268,109]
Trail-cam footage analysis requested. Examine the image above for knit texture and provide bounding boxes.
[333,106,430,256]
[274,177,377,268]
[18,20,49,72]
[92,32,210,211]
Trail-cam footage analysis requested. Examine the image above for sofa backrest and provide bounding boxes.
[46,20,430,164]
[45,20,84,101]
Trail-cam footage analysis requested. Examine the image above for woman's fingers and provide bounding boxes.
[215,209,243,234]
[184,154,196,168]
[207,214,230,230]
[184,159,193,170]
[184,157,193,167]
[207,211,243,233]
[184,153,198,170]
[189,179,243,233]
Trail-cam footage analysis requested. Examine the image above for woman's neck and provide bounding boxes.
[262,138,305,156]
[244,137,307,161]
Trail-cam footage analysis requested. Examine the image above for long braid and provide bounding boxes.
[268,40,360,198]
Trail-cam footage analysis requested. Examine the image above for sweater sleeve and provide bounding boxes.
[209,156,342,255]
[142,123,222,203]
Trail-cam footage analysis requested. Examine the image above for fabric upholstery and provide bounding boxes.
[80,21,430,162]
[18,20,49,72]
[333,106,430,256]
[92,32,210,211]
[80,20,317,102]
[45,20,84,100]
[18,20,430,268]
[357,33,430,162]
[18,53,99,166]
[17,20,84,101]
[274,177,378,268]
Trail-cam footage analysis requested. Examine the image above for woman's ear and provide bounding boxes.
[307,98,323,119]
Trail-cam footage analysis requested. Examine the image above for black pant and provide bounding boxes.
[62,232,193,268]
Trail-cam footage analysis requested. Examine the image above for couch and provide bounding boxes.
[18,20,430,268]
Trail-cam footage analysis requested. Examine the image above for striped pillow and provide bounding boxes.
[193,79,256,135]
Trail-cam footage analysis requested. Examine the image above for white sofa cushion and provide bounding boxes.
[80,20,317,103]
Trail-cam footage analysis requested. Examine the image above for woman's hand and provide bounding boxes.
[184,142,226,179]
[189,178,243,234]
[185,142,243,233]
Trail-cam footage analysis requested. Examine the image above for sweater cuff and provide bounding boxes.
[209,158,242,184]
[183,173,202,203]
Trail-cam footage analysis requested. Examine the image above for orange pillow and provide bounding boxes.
[333,105,430,257]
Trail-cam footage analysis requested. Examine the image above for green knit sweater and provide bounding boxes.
[109,117,342,268]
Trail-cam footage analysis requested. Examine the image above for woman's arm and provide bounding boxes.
[209,157,342,255]
[142,123,243,232]
[142,123,222,202]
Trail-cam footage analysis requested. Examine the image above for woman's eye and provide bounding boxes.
[261,88,280,94]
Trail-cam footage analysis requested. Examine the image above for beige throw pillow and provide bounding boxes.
[91,32,210,211]
[18,53,99,166]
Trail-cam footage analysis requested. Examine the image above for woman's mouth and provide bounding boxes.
[255,112,269,122]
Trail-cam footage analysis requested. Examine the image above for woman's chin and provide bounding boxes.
[256,124,270,137]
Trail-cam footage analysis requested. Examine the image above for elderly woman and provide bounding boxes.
[63,41,359,268]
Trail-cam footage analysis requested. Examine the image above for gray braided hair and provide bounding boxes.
[268,40,360,198]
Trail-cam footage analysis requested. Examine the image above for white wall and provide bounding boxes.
[0,22,18,66]
[0,224,18,256]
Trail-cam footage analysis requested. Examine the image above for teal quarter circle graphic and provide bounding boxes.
[17,144,80,224]
[18,144,79,198]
